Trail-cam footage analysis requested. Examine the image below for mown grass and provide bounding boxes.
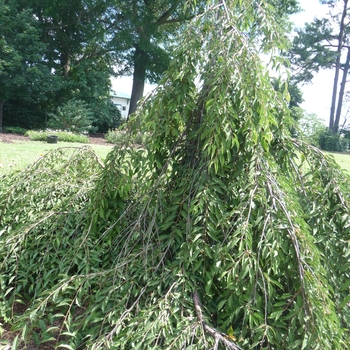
[1,139,350,176]
[0,140,114,175]
[326,151,350,173]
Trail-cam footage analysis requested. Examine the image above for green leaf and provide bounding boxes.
[11,335,19,350]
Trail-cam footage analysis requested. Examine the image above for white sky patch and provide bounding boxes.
[300,70,335,125]
[111,76,155,97]
[290,0,330,28]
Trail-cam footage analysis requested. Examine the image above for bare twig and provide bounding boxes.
[193,291,242,350]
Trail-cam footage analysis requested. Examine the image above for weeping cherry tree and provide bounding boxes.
[0,0,349,349]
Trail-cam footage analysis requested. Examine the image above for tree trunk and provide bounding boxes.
[329,0,348,133]
[60,50,71,77]
[334,47,350,133]
[128,46,147,118]
[0,100,4,132]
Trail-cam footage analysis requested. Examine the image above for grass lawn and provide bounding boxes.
[0,140,114,175]
[326,151,350,173]
[1,139,350,176]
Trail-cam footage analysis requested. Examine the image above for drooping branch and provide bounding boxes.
[193,291,243,350]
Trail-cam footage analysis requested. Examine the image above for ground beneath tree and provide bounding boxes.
[0,133,110,145]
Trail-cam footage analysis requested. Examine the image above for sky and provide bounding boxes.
[111,74,155,98]
[111,0,335,124]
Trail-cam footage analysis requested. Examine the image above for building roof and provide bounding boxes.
[111,91,131,100]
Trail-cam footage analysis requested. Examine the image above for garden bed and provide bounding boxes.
[0,132,109,145]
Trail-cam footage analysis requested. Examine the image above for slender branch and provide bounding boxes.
[193,291,243,350]
[156,0,182,25]
[158,16,197,25]
[106,286,147,340]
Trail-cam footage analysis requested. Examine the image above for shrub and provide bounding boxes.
[132,131,148,146]
[318,129,348,152]
[105,129,148,145]
[26,130,90,143]
[48,99,96,134]
[105,129,128,144]
[297,112,326,147]
[340,127,350,149]
[4,126,27,135]
[92,101,123,133]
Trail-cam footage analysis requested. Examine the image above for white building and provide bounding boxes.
[111,91,131,119]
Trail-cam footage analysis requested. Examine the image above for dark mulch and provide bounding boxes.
[88,133,111,145]
[0,133,29,144]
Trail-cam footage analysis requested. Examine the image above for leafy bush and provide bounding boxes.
[105,129,128,143]
[26,130,90,143]
[3,126,27,135]
[297,112,326,147]
[132,131,148,145]
[318,129,348,152]
[3,98,46,130]
[92,101,123,133]
[340,127,350,149]
[0,147,104,348]
[105,129,148,145]
[48,99,96,134]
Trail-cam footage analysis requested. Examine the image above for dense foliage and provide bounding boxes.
[0,0,207,129]
[318,129,349,151]
[0,0,51,131]
[0,1,349,349]
[105,128,148,145]
[47,100,96,134]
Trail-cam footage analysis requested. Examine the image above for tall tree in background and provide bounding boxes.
[288,0,350,133]
[108,0,205,117]
[27,0,111,79]
[0,0,50,131]
[27,0,116,117]
[327,0,350,133]
[2,0,205,128]
[1,0,121,131]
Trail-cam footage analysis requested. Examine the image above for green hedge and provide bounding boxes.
[26,130,90,143]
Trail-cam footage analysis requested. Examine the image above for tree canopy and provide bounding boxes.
[0,0,349,349]
[0,0,50,131]
[1,0,120,131]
